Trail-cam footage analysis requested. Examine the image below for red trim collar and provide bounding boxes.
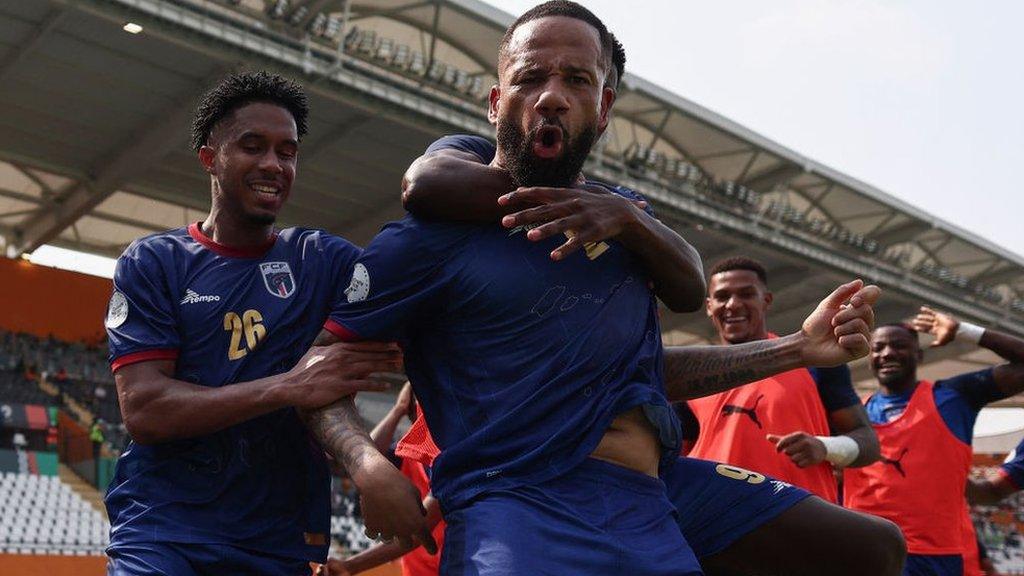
[188,222,278,258]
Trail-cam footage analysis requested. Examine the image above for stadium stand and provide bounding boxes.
[331,477,376,555]
[0,1,1022,574]
[0,471,109,556]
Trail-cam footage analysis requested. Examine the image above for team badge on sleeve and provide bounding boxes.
[260,262,295,299]
[344,263,370,303]
[105,291,128,328]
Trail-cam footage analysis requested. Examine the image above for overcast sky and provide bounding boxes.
[487,0,1024,255]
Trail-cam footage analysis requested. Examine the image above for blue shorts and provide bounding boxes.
[107,542,312,576]
[903,553,963,576]
[664,457,812,558]
[441,458,703,575]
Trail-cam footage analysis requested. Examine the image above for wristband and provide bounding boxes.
[815,435,860,467]
[956,321,985,345]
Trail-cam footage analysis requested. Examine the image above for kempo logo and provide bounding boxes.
[180,289,221,305]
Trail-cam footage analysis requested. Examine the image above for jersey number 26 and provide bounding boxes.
[223,310,267,360]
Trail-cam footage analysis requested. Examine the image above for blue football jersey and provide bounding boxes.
[105,223,360,562]
[328,208,680,512]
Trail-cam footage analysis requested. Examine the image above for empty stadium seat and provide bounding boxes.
[0,472,109,555]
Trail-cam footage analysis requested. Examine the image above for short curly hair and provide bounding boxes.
[190,70,309,152]
[608,32,626,90]
[709,256,769,285]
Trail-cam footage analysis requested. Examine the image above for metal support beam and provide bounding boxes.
[9,164,53,198]
[0,8,68,84]
[872,219,931,246]
[741,163,803,191]
[348,0,434,22]
[800,184,833,218]
[693,148,755,162]
[974,265,1024,286]
[734,151,760,184]
[425,1,442,75]
[647,109,672,149]
[7,94,202,256]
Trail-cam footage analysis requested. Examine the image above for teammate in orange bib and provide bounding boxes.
[844,308,1024,576]
[685,257,880,500]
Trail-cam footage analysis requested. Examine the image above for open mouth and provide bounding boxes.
[876,362,902,375]
[723,316,748,326]
[532,125,564,159]
[250,182,282,204]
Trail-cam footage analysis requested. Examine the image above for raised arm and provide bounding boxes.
[115,341,396,444]
[301,329,438,555]
[663,281,880,401]
[402,136,704,310]
[402,147,513,221]
[913,306,1024,396]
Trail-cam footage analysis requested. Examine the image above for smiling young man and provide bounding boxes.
[844,308,1024,576]
[104,72,430,575]
[685,257,880,502]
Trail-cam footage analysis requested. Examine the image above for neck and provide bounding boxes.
[202,203,274,249]
[880,377,918,396]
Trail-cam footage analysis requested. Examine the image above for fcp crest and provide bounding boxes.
[260,262,295,299]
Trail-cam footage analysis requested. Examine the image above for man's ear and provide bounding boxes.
[763,290,774,310]
[198,145,217,175]
[487,85,501,126]
[596,85,616,135]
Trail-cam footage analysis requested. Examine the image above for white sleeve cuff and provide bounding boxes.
[957,321,985,345]
[816,435,860,468]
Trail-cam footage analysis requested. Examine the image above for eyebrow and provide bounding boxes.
[237,131,298,146]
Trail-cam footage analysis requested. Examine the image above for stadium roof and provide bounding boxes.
[1,0,1022,395]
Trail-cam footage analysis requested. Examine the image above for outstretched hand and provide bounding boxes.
[498,185,647,261]
[800,280,882,367]
[911,306,959,347]
[767,431,827,468]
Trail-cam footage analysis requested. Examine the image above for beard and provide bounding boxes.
[245,210,277,227]
[496,117,596,188]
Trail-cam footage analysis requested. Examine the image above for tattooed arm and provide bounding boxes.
[301,329,438,554]
[664,280,881,402]
[664,335,804,401]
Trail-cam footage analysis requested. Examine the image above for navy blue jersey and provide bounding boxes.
[865,369,999,444]
[431,134,863,415]
[104,223,360,561]
[328,209,679,511]
[425,134,496,162]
